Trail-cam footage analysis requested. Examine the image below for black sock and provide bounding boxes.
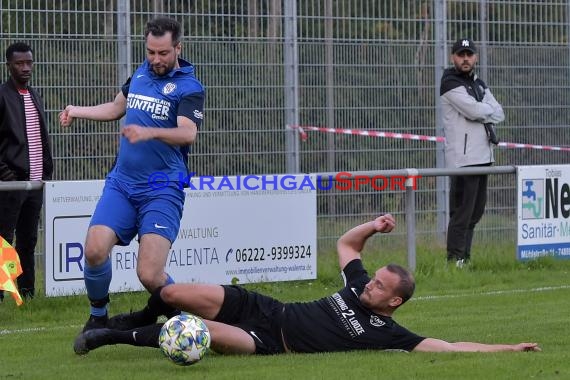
[112,324,162,348]
[147,286,179,319]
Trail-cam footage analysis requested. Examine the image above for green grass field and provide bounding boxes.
[1,242,569,380]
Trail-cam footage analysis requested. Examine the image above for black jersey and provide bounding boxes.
[281,259,424,353]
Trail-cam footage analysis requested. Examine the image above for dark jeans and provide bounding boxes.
[0,189,43,300]
[447,174,488,261]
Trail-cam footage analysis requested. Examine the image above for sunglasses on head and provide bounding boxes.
[456,51,475,57]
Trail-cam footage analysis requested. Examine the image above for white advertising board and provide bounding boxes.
[517,165,570,260]
[44,176,317,296]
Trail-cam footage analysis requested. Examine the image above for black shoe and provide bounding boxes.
[74,328,116,355]
[82,314,108,332]
[20,288,34,299]
[107,309,156,331]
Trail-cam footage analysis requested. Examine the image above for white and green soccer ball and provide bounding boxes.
[159,314,211,365]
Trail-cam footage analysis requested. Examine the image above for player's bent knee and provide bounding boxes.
[83,244,110,266]
[84,226,117,265]
[160,284,180,305]
[136,270,164,291]
[207,321,256,355]
[161,284,200,308]
[161,284,224,320]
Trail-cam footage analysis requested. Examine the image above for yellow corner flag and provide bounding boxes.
[0,236,24,305]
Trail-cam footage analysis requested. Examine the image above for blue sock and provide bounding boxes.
[84,258,112,317]
[165,273,175,286]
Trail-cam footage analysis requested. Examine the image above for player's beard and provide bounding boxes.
[152,61,175,76]
[359,291,372,307]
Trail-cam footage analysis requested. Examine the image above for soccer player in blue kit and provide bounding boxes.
[74,214,540,355]
[59,17,205,335]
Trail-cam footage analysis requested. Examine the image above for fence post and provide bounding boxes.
[405,169,419,271]
[479,0,489,81]
[325,0,336,215]
[284,1,300,173]
[434,0,448,244]
[117,1,131,89]
[567,1,570,77]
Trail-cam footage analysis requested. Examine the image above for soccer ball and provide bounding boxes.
[159,314,211,365]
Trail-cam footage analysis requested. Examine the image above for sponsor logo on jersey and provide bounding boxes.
[193,109,204,120]
[163,82,176,94]
[126,93,171,121]
[329,292,365,337]
[370,315,386,327]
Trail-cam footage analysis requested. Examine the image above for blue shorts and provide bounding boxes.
[90,177,185,245]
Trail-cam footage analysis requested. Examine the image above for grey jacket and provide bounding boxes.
[440,68,504,168]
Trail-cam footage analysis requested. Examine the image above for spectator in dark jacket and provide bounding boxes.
[440,38,504,267]
[0,42,53,301]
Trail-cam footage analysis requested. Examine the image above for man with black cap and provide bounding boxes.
[440,38,504,267]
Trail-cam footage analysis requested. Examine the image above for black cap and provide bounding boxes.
[451,38,477,54]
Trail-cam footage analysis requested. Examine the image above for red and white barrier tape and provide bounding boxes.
[290,125,570,152]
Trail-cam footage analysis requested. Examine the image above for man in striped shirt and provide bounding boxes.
[0,42,53,301]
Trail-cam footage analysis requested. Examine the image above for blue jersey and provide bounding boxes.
[108,58,205,185]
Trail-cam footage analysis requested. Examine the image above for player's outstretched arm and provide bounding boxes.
[413,338,541,352]
[336,213,395,270]
[59,91,127,127]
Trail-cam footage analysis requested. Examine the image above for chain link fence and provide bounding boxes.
[1,0,569,257]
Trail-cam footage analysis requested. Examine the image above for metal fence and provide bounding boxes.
[1,1,569,256]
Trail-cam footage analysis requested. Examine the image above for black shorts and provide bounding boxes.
[215,285,286,355]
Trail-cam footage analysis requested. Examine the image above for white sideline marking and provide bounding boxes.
[413,284,570,301]
[0,326,46,335]
[0,324,81,336]
[1,285,569,336]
